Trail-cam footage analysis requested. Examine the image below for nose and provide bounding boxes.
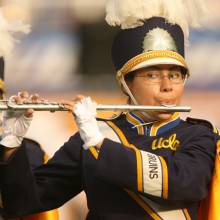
[160,72,173,92]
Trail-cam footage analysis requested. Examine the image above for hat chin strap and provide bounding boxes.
[120,75,155,122]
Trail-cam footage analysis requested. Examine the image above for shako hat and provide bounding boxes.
[105,0,207,81]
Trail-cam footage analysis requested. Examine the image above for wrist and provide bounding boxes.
[82,134,104,150]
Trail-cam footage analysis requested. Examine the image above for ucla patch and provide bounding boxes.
[152,134,180,151]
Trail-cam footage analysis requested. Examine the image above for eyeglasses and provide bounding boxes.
[135,72,186,84]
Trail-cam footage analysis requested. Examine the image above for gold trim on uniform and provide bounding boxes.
[125,111,180,137]
[106,121,129,145]
[150,112,179,136]
[159,156,169,199]
[44,154,50,163]
[105,120,169,197]
[0,79,5,92]
[126,112,144,135]
[89,147,99,159]
[183,208,192,220]
[198,140,220,220]
[23,209,59,220]
[0,127,3,136]
[107,121,143,192]
[126,190,162,220]
[117,50,188,78]
[87,120,186,218]
[213,126,219,135]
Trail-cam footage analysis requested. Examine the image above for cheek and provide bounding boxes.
[175,85,184,99]
[131,83,159,105]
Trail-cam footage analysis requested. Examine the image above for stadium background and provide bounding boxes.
[1,0,220,219]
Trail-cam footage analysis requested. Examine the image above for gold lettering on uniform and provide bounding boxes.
[152,134,180,151]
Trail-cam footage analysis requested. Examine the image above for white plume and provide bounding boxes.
[0,9,30,58]
[143,28,177,52]
[105,0,208,38]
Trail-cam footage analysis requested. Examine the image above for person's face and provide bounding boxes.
[127,64,185,121]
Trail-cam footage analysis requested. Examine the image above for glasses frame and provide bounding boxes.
[134,71,187,84]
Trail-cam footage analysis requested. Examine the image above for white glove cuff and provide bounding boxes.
[0,135,23,148]
[0,114,32,148]
[73,97,104,150]
[14,115,32,137]
[82,131,103,150]
[76,117,104,150]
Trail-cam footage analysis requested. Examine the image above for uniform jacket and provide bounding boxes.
[0,139,59,220]
[0,113,218,220]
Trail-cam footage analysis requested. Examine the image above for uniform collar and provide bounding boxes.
[126,112,180,136]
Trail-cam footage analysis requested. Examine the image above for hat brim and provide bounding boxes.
[130,57,189,74]
[117,51,189,78]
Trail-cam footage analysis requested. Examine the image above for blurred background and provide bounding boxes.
[1,0,220,219]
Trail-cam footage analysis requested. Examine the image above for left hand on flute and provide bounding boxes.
[0,91,39,149]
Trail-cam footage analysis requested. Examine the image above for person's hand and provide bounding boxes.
[62,95,104,150]
[0,91,39,148]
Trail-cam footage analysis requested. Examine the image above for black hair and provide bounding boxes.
[124,71,137,83]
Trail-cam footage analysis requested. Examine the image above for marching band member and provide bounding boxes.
[0,0,219,219]
[0,5,58,220]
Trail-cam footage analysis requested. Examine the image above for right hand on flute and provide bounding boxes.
[62,95,104,150]
[0,91,38,148]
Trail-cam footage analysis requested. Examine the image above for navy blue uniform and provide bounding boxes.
[0,113,218,220]
[0,138,45,220]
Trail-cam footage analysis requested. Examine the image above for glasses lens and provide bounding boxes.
[135,72,184,84]
[168,72,183,83]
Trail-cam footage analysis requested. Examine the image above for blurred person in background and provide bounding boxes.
[0,1,220,220]
[4,1,81,93]
[0,5,59,220]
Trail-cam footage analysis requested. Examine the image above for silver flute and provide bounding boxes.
[0,101,191,112]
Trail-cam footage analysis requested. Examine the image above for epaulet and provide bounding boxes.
[97,112,123,121]
[186,117,219,134]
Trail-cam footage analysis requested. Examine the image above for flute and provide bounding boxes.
[0,101,191,112]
